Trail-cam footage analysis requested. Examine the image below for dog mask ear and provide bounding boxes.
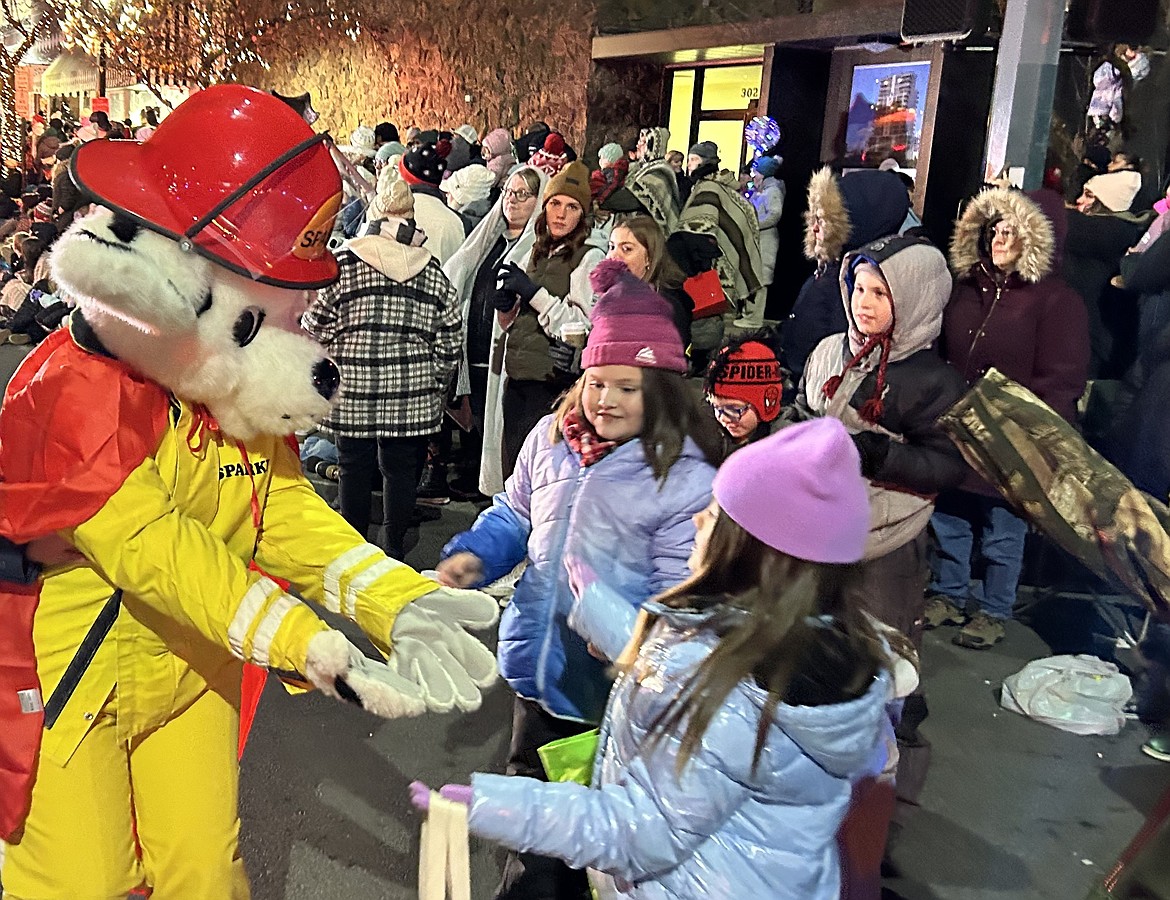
[50,207,213,335]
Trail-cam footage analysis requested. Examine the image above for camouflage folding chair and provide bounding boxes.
[938,368,1170,624]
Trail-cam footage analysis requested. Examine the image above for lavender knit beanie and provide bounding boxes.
[713,418,871,564]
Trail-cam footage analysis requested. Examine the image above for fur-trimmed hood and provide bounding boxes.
[949,187,1055,284]
[804,167,910,265]
[804,168,847,263]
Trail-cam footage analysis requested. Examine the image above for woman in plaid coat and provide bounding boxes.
[304,171,462,560]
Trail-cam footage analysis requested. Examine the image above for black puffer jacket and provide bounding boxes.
[1064,207,1152,377]
[800,236,967,498]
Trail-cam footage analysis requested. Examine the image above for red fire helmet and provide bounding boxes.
[70,85,342,288]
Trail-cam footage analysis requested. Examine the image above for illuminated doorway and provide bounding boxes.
[666,62,763,174]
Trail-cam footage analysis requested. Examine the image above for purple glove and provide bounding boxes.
[408,780,472,811]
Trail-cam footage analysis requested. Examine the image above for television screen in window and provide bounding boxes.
[844,61,932,176]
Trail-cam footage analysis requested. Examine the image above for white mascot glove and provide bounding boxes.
[388,586,500,713]
[304,630,427,719]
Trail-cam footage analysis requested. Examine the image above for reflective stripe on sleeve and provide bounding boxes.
[228,576,281,660]
[249,593,301,668]
[341,556,405,619]
[323,542,382,613]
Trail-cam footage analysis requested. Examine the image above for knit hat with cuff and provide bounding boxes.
[583,258,687,373]
[399,142,446,186]
[688,141,719,165]
[1085,170,1142,213]
[598,142,624,167]
[543,160,592,211]
[706,340,784,422]
[713,417,870,564]
[368,167,414,220]
[375,141,407,165]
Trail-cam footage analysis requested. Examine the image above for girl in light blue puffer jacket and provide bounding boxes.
[435,259,723,898]
[422,418,894,899]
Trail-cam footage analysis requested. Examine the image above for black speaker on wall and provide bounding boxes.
[1066,0,1158,44]
[901,0,989,43]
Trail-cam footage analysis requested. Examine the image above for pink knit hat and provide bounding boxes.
[583,259,687,373]
[482,128,513,159]
[713,418,870,564]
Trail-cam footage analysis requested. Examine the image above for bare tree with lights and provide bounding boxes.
[0,0,50,163]
[55,0,362,110]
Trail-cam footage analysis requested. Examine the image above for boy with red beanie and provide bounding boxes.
[704,334,785,448]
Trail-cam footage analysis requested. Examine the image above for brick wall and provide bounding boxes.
[584,58,665,162]
[235,0,596,153]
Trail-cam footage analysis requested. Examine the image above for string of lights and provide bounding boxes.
[55,0,362,107]
[0,0,45,163]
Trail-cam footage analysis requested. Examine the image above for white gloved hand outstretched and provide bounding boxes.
[389,585,500,713]
[305,630,426,719]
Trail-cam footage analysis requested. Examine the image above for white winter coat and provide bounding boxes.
[751,176,785,285]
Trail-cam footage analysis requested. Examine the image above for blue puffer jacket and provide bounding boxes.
[442,416,715,722]
[469,604,892,899]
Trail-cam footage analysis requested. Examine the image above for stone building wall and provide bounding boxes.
[236,0,596,150]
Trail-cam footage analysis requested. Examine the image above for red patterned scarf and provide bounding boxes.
[562,406,619,468]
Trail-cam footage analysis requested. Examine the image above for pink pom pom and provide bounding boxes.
[589,257,631,294]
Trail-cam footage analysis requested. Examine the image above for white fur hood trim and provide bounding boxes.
[950,188,1054,284]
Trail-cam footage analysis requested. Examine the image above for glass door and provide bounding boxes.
[667,63,762,174]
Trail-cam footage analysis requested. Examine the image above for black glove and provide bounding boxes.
[498,262,540,304]
[851,431,891,479]
[491,288,519,312]
[0,534,40,585]
[667,231,721,278]
[548,338,579,373]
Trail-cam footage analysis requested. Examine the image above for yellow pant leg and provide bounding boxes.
[1,708,141,900]
[130,687,250,900]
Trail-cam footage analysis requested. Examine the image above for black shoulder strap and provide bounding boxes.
[43,590,122,730]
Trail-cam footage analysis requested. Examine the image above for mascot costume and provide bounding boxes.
[0,85,498,898]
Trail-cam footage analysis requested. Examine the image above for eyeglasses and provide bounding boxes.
[503,189,535,201]
[708,399,751,422]
[990,225,1017,241]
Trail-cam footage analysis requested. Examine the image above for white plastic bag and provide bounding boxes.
[1000,654,1132,735]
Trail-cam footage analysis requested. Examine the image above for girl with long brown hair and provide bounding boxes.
[435,259,720,900]
[419,418,894,899]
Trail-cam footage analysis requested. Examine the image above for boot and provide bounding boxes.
[416,462,450,506]
[953,612,1006,649]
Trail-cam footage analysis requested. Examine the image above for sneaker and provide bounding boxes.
[953,612,1006,649]
[7,332,30,345]
[416,464,450,506]
[1142,734,1170,762]
[923,595,966,629]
